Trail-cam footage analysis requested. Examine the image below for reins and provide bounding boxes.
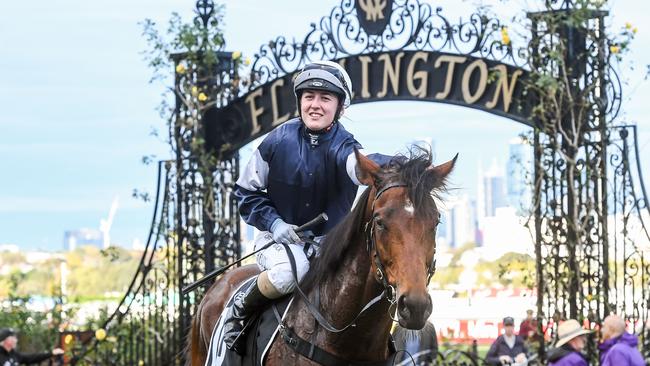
[274,182,416,366]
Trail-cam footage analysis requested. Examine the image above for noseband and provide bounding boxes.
[364,182,438,304]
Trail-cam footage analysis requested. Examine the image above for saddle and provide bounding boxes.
[205,277,293,366]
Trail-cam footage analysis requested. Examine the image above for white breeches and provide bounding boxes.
[253,231,321,295]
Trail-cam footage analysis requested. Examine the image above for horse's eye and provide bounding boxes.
[375,218,385,230]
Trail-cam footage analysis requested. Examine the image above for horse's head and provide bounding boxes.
[356,148,456,329]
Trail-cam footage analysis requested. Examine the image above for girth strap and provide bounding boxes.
[278,325,397,366]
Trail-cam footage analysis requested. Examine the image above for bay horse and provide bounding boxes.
[187,148,456,366]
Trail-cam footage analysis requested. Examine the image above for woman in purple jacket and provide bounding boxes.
[599,314,645,366]
[547,319,592,366]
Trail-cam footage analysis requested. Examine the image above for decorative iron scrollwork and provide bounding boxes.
[247,0,527,89]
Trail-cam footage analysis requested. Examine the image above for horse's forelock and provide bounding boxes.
[383,147,448,221]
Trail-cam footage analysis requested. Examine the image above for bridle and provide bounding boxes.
[364,181,438,304]
[277,180,439,366]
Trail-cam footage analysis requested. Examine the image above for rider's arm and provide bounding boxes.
[234,147,282,232]
[344,148,398,186]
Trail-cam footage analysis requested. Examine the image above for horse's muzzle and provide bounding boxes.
[396,291,432,329]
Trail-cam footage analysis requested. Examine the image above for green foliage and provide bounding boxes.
[0,246,141,302]
[140,8,225,83]
[492,252,535,288]
[140,4,241,174]
[433,265,464,287]
[450,242,477,264]
[0,276,62,353]
[0,303,60,354]
[65,247,141,302]
[0,246,158,363]
[431,242,536,290]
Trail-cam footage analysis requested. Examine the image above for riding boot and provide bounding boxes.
[222,277,270,354]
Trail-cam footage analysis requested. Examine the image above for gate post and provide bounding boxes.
[171,0,242,352]
[528,1,614,362]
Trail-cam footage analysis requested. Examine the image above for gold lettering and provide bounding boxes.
[461,59,488,104]
[377,52,405,98]
[406,52,429,98]
[485,65,523,112]
[434,55,467,99]
[270,79,289,126]
[358,0,387,22]
[359,55,372,99]
[245,88,264,134]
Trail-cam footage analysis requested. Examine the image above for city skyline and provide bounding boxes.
[438,137,534,253]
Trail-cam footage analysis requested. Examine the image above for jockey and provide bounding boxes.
[223,60,389,353]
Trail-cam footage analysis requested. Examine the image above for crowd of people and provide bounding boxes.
[484,311,646,365]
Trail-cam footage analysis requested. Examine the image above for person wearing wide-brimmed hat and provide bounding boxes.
[547,319,592,366]
[0,328,64,365]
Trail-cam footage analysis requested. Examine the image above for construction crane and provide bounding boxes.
[99,196,119,249]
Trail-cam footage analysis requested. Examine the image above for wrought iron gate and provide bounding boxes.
[80,0,650,364]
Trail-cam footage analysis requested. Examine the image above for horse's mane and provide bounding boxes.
[299,187,371,292]
[300,146,450,292]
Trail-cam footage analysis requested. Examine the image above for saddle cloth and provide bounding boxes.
[205,277,293,366]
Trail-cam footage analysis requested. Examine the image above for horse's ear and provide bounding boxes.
[355,148,380,186]
[428,153,458,187]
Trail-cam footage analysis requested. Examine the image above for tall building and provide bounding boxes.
[63,229,103,251]
[479,160,507,218]
[507,137,534,215]
[441,194,477,248]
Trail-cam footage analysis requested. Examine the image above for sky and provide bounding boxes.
[0,0,648,251]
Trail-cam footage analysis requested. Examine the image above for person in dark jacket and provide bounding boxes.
[598,314,644,366]
[222,60,391,354]
[547,319,591,366]
[0,328,64,366]
[486,317,528,365]
[392,321,438,365]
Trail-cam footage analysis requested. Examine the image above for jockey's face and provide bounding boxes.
[300,90,341,130]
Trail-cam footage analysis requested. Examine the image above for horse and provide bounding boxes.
[186,147,456,366]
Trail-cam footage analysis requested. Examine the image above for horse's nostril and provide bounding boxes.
[397,295,410,319]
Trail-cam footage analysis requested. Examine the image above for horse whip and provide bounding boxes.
[181,213,328,295]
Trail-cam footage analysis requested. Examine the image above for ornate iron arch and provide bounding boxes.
[203,0,541,156]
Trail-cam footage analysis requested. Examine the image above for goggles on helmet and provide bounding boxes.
[294,62,352,107]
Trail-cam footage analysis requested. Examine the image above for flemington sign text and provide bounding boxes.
[204,50,531,153]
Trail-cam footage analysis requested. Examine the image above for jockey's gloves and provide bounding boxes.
[270,219,300,245]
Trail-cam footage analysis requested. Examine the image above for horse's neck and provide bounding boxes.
[292,232,394,360]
